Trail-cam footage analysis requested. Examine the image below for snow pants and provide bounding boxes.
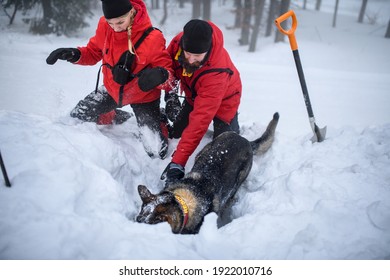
[169,100,240,139]
[70,86,168,159]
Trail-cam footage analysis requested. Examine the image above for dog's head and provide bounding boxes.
[136,185,183,233]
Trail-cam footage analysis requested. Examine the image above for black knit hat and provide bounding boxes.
[182,19,213,54]
[101,0,133,19]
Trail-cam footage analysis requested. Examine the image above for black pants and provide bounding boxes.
[70,86,117,123]
[70,86,164,136]
[170,100,240,139]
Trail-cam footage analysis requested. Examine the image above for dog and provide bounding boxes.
[136,112,279,234]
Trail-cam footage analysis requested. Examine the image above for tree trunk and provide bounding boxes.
[151,0,160,9]
[179,0,185,8]
[385,19,390,38]
[265,0,278,37]
[192,0,201,19]
[358,0,368,23]
[303,0,307,10]
[249,0,266,52]
[315,0,322,11]
[234,0,242,29]
[332,0,339,28]
[275,0,290,43]
[160,0,168,25]
[202,0,211,20]
[30,0,53,34]
[9,0,21,25]
[42,0,53,19]
[239,0,252,45]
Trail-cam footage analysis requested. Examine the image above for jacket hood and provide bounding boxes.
[206,21,224,65]
[131,0,152,31]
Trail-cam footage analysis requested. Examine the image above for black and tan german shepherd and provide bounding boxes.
[136,112,279,234]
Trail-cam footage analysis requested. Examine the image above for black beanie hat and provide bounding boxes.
[102,0,133,19]
[182,19,213,54]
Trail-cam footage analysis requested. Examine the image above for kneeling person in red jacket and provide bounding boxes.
[162,19,242,183]
[46,0,174,159]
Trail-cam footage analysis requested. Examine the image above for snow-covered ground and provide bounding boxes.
[0,0,389,261]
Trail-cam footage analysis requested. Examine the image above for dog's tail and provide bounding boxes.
[250,112,279,156]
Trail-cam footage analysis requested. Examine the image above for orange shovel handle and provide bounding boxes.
[275,10,298,51]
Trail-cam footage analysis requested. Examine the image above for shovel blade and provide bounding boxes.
[310,124,327,143]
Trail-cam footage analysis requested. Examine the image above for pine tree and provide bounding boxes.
[2,0,94,35]
[30,0,94,36]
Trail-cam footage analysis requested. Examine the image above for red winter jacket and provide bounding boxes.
[75,0,173,105]
[167,21,242,167]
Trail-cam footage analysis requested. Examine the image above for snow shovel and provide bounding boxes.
[275,10,326,143]
[0,151,11,187]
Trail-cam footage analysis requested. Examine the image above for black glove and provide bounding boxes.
[138,67,169,92]
[46,48,81,65]
[161,162,185,185]
[165,93,181,122]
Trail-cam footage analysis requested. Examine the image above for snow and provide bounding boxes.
[0,0,390,260]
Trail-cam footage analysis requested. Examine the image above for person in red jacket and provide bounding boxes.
[46,0,174,159]
[161,19,242,184]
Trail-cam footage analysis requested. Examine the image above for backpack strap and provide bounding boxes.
[134,27,161,49]
[190,68,234,100]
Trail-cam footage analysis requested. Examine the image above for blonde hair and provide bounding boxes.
[126,8,137,54]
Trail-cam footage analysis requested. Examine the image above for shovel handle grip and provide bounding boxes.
[275,10,298,51]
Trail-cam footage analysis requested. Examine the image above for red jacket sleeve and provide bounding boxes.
[76,17,106,66]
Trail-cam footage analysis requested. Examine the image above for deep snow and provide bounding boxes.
[0,0,390,260]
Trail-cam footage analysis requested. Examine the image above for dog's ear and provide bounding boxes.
[138,185,154,203]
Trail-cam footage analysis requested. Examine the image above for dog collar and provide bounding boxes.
[174,194,189,232]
